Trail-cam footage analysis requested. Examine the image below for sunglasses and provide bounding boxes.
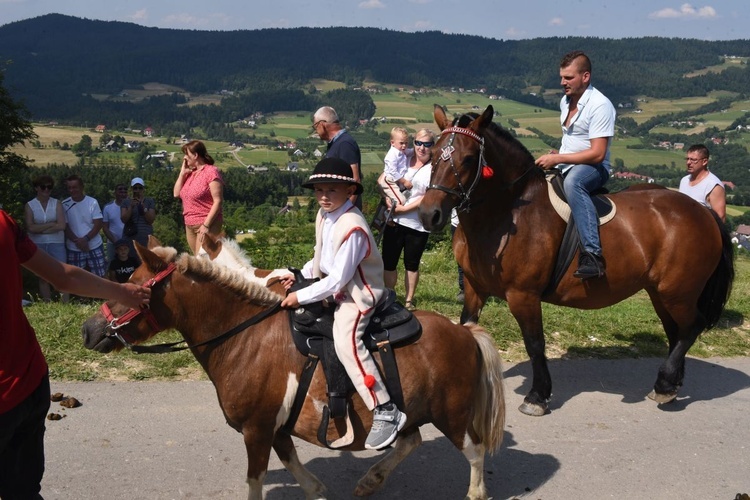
[414,140,434,147]
[132,186,144,190]
[38,184,53,190]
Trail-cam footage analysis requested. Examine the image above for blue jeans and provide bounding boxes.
[563,164,609,256]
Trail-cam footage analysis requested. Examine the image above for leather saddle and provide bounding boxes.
[546,169,615,221]
[281,269,421,449]
[543,170,615,295]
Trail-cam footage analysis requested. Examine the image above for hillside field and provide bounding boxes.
[11,83,750,174]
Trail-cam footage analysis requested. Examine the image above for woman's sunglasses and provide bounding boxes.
[414,140,434,147]
[38,184,53,190]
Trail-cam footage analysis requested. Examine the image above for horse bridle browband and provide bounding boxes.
[428,126,486,213]
[428,125,534,212]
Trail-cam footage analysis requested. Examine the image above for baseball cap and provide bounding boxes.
[131,177,145,187]
[114,239,130,249]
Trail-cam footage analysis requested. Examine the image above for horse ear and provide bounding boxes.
[147,235,163,249]
[135,241,167,273]
[433,104,450,131]
[471,105,494,132]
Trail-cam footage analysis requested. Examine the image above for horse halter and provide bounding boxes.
[428,126,486,213]
[100,262,177,348]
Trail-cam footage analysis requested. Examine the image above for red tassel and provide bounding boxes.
[482,165,494,179]
[364,374,376,388]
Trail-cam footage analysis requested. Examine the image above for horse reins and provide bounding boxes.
[428,125,535,212]
[100,262,282,353]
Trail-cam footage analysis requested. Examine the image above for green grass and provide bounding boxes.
[26,247,750,381]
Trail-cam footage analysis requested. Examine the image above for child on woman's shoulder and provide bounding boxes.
[378,127,414,206]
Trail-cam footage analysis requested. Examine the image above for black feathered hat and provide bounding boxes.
[302,157,363,195]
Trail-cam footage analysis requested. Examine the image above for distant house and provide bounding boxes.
[612,172,654,183]
[313,149,323,158]
[94,124,106,133]
[735,224,750,237]
[144,127,154,137]
[287,162,299,171]
[292,149,304,157]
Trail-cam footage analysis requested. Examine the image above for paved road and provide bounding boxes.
[41,357,750,499]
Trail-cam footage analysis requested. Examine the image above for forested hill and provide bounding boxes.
[2,13,750,120]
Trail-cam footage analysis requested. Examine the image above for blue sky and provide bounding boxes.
[1,0,748,40]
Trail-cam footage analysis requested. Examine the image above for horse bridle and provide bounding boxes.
[428,125,535,212]
[100,262,177,348]
[428,126,486,213]
[99,261,283,354]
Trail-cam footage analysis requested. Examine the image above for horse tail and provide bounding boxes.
[699,211,735,330]
[466,323,505,455]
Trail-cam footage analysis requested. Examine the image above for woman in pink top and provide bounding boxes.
[173,140,224,254]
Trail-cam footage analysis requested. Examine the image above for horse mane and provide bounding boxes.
[151,245,282,306]
[453,112,536,165]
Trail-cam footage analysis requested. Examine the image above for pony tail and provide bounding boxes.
[205,153,215,165]
[466,323,505,454]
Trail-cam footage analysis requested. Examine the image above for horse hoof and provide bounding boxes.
[518,401,548,416]
[647,389,677,404]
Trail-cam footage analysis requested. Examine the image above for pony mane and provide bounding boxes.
[215,238,256,269]
[152,245,282,306]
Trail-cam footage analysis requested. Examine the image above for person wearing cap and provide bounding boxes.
[107,239,139,283]
[173,140,224,255]
[120,177,156,257]
[278,157,407,451]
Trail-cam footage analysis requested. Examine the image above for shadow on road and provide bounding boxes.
[505,356,750,413]
[263,431,559,499]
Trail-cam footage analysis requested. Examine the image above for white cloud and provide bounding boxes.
[548,17,564,27]
[408,0,431,3]
[648,4,718,20]
[412,20,433,31]
[359,0,385,9]
[129,9,148,22]
[163,12,233,28]
[505,27,525,37]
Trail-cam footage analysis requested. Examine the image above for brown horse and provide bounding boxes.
[419,104,734,417]
[81,241,505,499]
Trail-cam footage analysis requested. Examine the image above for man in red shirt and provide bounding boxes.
[0,209,150,499]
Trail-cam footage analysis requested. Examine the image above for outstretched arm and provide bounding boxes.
[23,248,150,309]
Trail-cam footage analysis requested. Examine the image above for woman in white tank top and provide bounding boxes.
[24,175,68,302]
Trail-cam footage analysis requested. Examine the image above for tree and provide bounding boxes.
[0,68,37,219]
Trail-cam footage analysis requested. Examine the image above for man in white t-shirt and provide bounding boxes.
[679,144,726,222]
[62,174,107,277]
[535,50,616,280]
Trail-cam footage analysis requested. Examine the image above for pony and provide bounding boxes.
[419,104,734,417]
[81,240,506,499]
